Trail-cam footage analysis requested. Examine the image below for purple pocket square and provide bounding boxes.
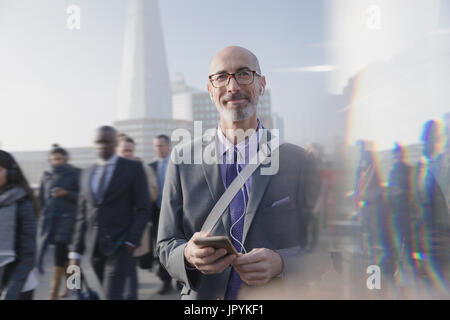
[271,196,291,207]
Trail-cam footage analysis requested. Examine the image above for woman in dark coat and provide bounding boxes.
[0,150,38,300]
[37,144,80,300]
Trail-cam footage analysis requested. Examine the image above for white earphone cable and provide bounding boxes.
[229,149,248,254]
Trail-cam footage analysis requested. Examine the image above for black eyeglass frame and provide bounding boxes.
[208,69,262,88]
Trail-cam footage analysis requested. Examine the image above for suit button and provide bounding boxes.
[216,297,222,300]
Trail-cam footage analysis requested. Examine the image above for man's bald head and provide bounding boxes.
[97,125,117,136]
[94,125,118,160]
[207,46,266,123]
[209,46,262,75]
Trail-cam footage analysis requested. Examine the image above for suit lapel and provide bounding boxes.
[201,135,229,234]
[84,165,97,206]
[242,130,275,243]
[101,157,126,204]
[242,166,272,243]
[201,135,225,204]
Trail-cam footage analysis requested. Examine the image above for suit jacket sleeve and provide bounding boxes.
[275,151,321,278]
[156,156,200,291]
[69,171,88,255]
[65,169,81,204]
[144,164,159,203]
[38,174,46,214]
[125,161,152,246]
[4,200,37,300]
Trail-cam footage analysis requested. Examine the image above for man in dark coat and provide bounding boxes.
[68,126,152,300]
[148,134,173,294]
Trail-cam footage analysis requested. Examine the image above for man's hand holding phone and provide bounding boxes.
[184,232,237,275]
[232,248,283,286]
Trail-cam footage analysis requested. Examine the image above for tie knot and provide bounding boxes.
[233,147,238,163]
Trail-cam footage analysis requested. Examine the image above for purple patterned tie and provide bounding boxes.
[224,147,248,300]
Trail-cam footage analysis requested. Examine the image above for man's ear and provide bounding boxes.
[207,82,214,100]
[260,76,267,95]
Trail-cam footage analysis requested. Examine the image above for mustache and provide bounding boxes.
[222,93,250,102]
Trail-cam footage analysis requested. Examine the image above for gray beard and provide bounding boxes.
[220,103,256,122]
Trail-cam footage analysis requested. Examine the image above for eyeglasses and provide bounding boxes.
[209,69,261,88]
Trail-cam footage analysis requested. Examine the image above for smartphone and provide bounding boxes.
[193,236,239,256]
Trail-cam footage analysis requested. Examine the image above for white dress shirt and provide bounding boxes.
[90,154,119,202]
[217,120,263,192]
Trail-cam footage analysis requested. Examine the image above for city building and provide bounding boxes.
[114,118,193,161]
[271,113,285,143]
[117,0,172,121]
[114,0,191,161]
[12,0,281,185]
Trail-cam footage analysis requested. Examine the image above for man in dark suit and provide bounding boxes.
[157,46,321,300]
[149,134,173,294]
[69,126,151,300]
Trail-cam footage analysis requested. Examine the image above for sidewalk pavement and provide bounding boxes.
[33,246,179,300]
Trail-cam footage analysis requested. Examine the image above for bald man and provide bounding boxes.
[157,46,320,300]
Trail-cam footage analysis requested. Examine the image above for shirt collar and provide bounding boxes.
[158,155,170,164]
[96,154,119,166]
[217,119,263,163]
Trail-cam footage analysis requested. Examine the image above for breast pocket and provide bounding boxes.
[259,202,302,248]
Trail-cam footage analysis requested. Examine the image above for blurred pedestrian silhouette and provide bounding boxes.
[148,134,174,295]
[0,150,38,300]
[68,126,152,300]
[408,120,450,294]
[353,141,395,281]
[36,144,80,300]
[116,134,159,300]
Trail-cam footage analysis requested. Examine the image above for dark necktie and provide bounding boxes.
[96,164,109,203]
[224,147,248,300]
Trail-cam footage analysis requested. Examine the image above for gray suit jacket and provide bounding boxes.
[157,130,320,300]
